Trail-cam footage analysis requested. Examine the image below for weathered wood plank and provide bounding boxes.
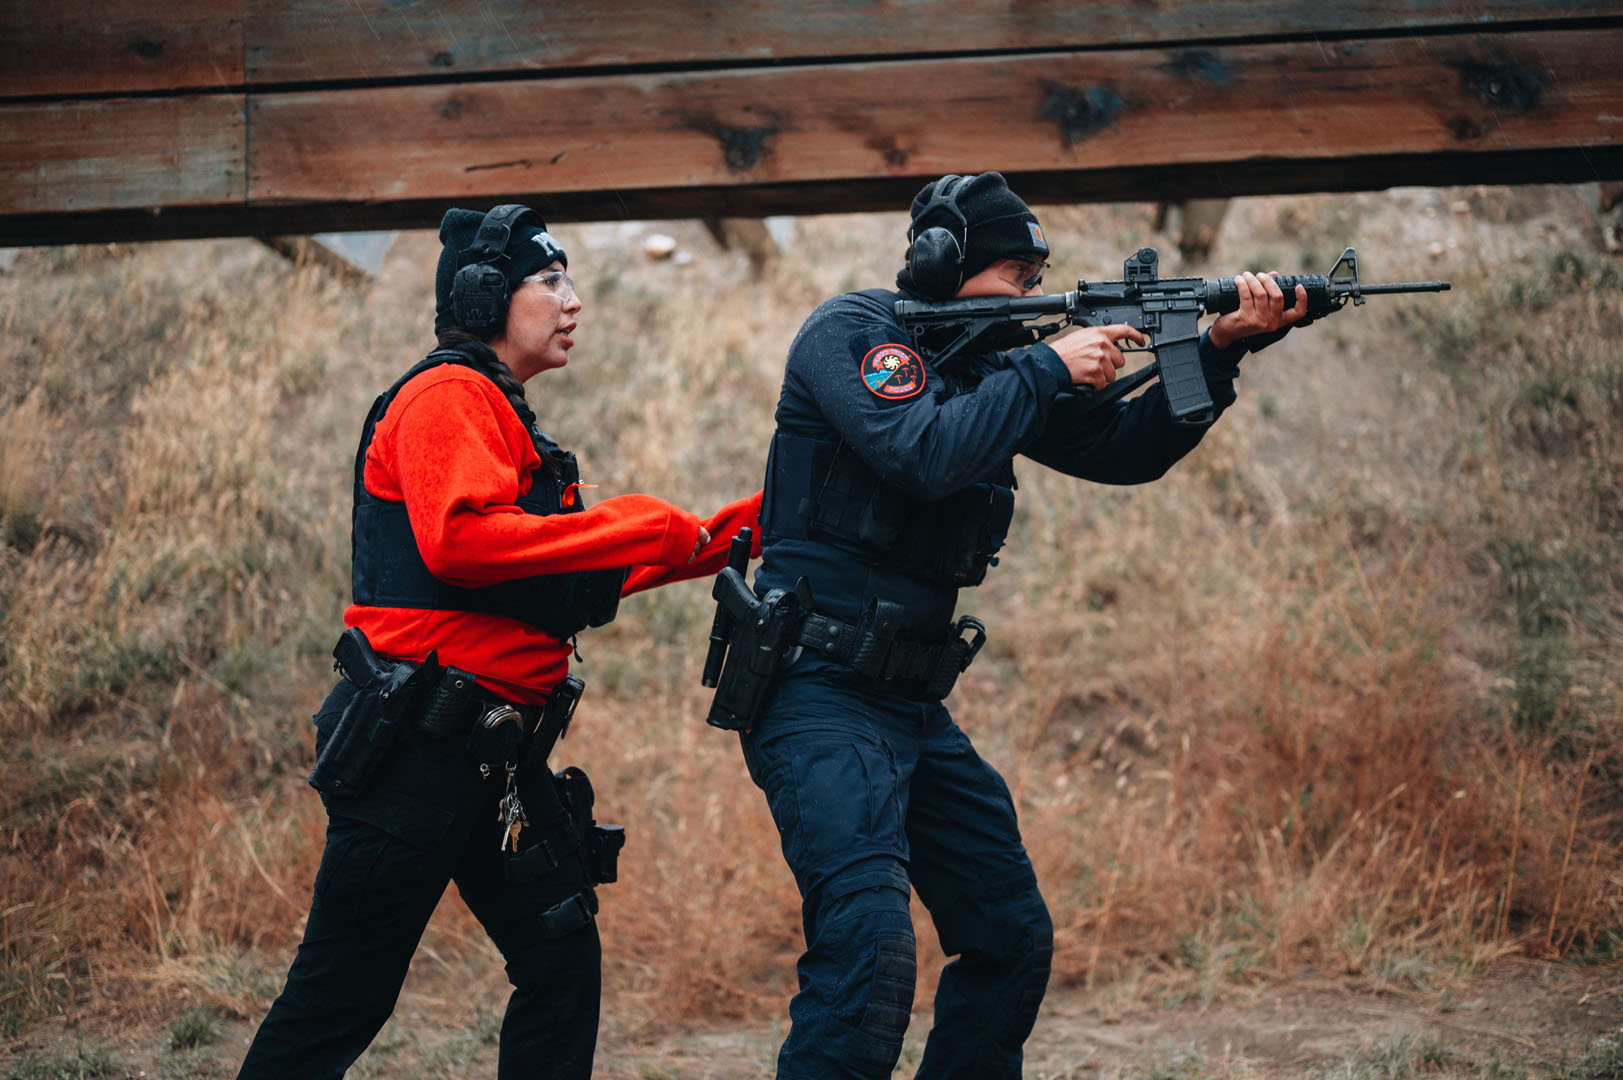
[7,1,1613,99]
[0,0,244,98]
[246,28,1623,206]
[7,20,1622,244]
[0,97,244,216]
[242,1,1623,83]
[6,3,1615,99]
[5,147,1620,245]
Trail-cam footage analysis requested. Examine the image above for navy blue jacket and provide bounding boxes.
[756,286,1246,636]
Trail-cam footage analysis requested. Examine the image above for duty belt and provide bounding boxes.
[316,626,587,797]
[340,653,579,767]
[411,669,541,740]
[443,673,583,770]
[795,608,987,699]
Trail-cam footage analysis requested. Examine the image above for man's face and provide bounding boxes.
[956,256,1048,299]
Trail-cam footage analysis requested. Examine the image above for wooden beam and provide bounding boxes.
[4,8,1622,244]
[4,1,1613,100]
[245,28,1623,202]
[0,96,244,217]
[0,0,244,98]
[241,1,1621,83]
[259,235,378,284]
[3,147,1620,245]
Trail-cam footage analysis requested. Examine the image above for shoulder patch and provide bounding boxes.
[860,343,927,400]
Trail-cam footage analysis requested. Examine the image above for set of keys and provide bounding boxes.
[497,762,528,853]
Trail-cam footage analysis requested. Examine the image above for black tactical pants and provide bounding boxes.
[237,682,602,1080]
[741,657,1053,1080]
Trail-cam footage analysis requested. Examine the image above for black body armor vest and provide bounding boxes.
[763,435,1016,589]
[763,288,1017,590]
[350,349,625,641]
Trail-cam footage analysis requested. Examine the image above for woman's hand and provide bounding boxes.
[689,526,711,564]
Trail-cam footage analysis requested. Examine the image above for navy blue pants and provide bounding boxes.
[237,683,602,1080]
[741,658,1053,1080]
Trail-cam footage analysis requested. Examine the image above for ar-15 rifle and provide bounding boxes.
[893,247,1449,425]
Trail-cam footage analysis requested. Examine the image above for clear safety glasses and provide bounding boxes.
[519,269,577,299]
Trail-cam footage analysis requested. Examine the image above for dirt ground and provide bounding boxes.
[610,962,1623,1079]
[6,960,1618,1079]
[1018,962,1623,1080]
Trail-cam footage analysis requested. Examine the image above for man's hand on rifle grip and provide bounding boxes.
[1050,323,1148,389]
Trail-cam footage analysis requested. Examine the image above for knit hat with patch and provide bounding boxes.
[906,171,1049,286]
[434,205,568,333]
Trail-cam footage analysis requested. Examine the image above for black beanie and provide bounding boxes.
[434,206,568,334]
[906,171,1049,283]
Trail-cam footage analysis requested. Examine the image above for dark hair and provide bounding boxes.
[434,327,565,476]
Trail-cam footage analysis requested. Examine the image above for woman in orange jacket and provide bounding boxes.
[237,204,760,1080]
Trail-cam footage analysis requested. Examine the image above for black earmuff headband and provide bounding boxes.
[906,175,971,299]
[451,204,565,336]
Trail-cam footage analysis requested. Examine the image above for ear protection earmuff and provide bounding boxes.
[906,175,971,299]
[450,204,564,336]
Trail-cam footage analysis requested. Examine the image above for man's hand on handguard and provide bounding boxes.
[1049,323,1149,389]
[1208,271,1310,351]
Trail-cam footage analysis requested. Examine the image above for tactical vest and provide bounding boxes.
[763,433,1016,589]
[350,348,625,641]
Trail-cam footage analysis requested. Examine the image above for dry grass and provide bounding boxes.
[0,186,1618,1056]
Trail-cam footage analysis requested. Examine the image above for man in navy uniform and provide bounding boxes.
[740,172,1305,1078]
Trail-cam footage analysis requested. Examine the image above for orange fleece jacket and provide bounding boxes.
[345,364,761,702]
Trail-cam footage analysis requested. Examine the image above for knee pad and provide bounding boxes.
[863,927,917,1065]
[815,882,917,1075]
[999,884,1054,1049]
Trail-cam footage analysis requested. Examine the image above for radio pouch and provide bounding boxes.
[418,665,478,739]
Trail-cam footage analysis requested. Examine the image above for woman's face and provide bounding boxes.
[491,261,582,382]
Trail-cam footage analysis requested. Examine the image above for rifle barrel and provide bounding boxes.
[1356,281,1451,294]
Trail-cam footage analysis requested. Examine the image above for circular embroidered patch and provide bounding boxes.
[861,343,927,400]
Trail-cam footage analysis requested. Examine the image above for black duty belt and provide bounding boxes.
[440,672,583,770]
[795,608,987,699]
[401,667,541,742]
[317,627,587,796]
[341,658,580,767]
